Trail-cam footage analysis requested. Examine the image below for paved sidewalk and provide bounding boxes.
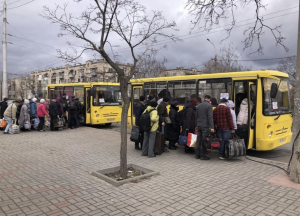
[0,127,300,216]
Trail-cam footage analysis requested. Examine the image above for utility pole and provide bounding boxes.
[2,1,8,99]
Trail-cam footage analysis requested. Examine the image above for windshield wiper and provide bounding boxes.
[274,114,281,120]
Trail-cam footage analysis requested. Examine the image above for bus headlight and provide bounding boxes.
[269,132,273,138]
[96,114,99,118]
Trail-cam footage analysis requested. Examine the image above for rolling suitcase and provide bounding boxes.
[154,127,165,155]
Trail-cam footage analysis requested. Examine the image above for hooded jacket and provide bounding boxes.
[142,106,159,132]
[157,101,168,125]
[227,100,237,130]
[135,102,145,126]
[49,101,59,117]
[29,101,37,118]
[237,98,249,125]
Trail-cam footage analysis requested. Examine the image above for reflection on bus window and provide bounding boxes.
[93,85,122,106]
[263,78,292,116]
[198,79,232,103]
[168,80,196,105]
[144,82,168,101]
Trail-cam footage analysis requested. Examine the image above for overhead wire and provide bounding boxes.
[7,0,34,9]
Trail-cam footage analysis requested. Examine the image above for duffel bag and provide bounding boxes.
[130,127,140,142]
[178,131,188,146]
[226,134,246,157]
[206,132,221,149]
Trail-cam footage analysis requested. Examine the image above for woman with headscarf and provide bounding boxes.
[19,99,30,131]
[37,99,49,132]
[166,101,180,150]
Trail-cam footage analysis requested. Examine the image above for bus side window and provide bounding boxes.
[168,80,196,105]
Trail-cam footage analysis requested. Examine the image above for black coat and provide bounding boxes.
[166,105,180,141]
[182,102,196,134]
[135,102,145,126]
[157,102,168,125]
[1,101,8,118]
[49,101,59,117]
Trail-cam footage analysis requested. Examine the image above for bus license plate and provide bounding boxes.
[279,139,285,143]
[107,119,115,122]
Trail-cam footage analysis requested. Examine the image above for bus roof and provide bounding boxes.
[47,82,120,88]
[129,70,288,84]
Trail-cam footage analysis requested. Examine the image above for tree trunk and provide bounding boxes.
[119,77,129,179]
[289,0,300,184]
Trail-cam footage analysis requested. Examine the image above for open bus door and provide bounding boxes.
[248,82,257,149]
[85,87,91,124]
[131,85,143,127]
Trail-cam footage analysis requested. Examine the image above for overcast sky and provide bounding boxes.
[0,0,298,78]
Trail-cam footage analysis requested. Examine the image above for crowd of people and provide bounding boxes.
[0,94,83,134]
[134,95,250,160]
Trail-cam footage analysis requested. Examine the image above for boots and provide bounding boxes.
[169,141,176,150]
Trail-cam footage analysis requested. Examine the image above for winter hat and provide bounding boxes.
[227,100,235,109]
[139,96,145,101]
[40,99,45,103]
[220,98,228,103]
[163,97,170,102]
[24,99,29,104]
[150,101,158,108]
[172,101,179,106]
[32,98,37,102]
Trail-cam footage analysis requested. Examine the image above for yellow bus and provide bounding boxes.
[48,82,122,125]
[128,70,292,151]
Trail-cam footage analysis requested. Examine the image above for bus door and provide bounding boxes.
[248,82,257,149]
[234,80,257,149]
[85,87,91,124]
[131,86,143,127]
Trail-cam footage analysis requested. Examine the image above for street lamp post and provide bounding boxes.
[207,38,217,72]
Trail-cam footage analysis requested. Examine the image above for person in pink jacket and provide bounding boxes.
[37,99,49,132]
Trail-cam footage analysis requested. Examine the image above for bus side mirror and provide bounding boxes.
[270,83,278,98]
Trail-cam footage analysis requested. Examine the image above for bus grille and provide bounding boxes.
[103,113,119,117]
[275,127,289,135]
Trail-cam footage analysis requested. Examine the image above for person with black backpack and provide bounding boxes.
[134,96,146,150]
[141,101,159,158]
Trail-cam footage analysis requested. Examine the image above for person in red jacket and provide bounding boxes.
[37,99,49,132]
[213,98,235,160]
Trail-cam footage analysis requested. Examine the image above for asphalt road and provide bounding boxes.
[91,123,293,163]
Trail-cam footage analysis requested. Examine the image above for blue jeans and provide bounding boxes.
[217,130,231,157]
[4,116,12,133]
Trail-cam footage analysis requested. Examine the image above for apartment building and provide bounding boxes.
[6,59,132,99]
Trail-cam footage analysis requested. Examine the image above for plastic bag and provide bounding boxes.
[187,133,197,147]
[33,118,40,129]
[9,124,20,134]
[24,121,31,130]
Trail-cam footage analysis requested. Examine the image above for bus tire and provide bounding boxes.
[105,123,112,126]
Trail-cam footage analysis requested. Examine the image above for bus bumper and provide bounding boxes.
[255,132,292,151]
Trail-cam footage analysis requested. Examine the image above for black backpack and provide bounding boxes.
[139,109,155,132]
[178,108,187,126]
[69,101,77,111]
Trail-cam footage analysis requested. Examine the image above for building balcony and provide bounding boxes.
[69,73,74,77]
[59,74,64,78]
[91,71,97,76]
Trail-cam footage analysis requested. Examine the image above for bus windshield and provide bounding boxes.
[93,85,122,106]
[263,77,292,116]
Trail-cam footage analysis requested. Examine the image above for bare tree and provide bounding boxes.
[202,44,251,73]
[42,0,178,179]
[277,56,296,86]
[186,0,288,54]
[135,51,167,78]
